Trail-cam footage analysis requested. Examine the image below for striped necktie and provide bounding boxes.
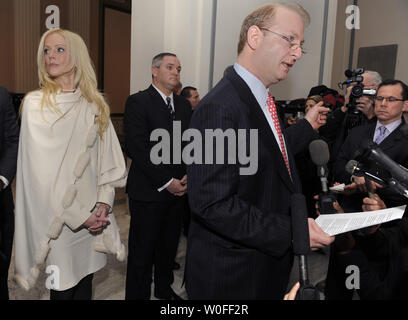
[166,97,175,119]
[374,126,387,145]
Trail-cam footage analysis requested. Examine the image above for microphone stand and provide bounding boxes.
[317,165,337,214]
[291,194,320,300]
[296,255,320,300]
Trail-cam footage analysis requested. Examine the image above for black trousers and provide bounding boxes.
[50,273,94,300]
[0,187,14,301]
[125,198,183,300]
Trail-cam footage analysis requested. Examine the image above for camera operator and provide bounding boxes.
[332,70,382,161]
[341,70,381,121]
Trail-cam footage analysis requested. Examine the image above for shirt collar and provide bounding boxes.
[152,83,174,104]
[233,63,269,108]
[376,118,402,134]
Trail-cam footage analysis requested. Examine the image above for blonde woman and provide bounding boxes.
[305,95,324,114]
[14,29,127,300]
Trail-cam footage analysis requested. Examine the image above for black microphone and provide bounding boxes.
[360,141,408,188]
[291,194,319,300]
[309,139,337,214]
[309,139,330,193]
[357,141,408,198]
[345,160,386,186]
[345,160,383,199]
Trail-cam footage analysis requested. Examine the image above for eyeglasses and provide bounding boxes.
[260,28,306,54]
[374,96,405,103]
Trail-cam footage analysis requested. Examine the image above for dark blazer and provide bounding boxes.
[185,69,318,299]
[0,87,19,185]
[0,87,19,280]
[333,120,408,211]
[124,85,192,202]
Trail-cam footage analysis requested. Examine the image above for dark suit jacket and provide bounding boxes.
[124,85,192,202]
[0,87,19,185]
[333,120,408,211]
[185,69,318,299]
[0,87,19,265]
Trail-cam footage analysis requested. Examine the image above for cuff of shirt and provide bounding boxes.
[0,176,9,189]
[158,178,173,192]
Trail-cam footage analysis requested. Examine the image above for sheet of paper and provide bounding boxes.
[329,184,345,192]
[315,205,406,236]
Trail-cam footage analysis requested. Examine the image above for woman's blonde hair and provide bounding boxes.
[37,28,110,136]
[306,95,324,104]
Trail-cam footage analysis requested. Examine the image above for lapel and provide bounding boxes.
[226,69,295,192]
[378,118,407,152]
[173,94,183,120]
[147,85,173,121]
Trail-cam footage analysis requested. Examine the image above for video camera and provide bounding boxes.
[340,68,376,129]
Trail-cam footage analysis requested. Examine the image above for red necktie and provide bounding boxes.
[267,93,292,180]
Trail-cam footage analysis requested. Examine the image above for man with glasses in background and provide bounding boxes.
[327,79,408,299]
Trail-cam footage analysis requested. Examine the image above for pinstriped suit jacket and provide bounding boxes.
[185,69,317,299]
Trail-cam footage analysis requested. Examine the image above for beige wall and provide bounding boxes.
[331,0,353,90]
[130,0,337,100]
[331,0,408,89]
[352,0,408,82]
[130,0,213,97]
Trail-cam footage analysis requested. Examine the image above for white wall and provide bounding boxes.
[130,0,213,97]
[131,0,338,100]
[352,0,408,82]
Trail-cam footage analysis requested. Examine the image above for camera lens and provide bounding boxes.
[351,84,363,97]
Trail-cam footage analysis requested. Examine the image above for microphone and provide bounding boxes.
[309,139,330,193]
[361,141,408,185]
[345,160,382,199]
[345,160,386,186]
[291,194,319,300]
[309,140,337,214]
[358,141,408,198]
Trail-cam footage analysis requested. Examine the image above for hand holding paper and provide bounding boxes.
[315,205,406,236]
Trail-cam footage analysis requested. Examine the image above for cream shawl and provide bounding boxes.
[14,89,127,291]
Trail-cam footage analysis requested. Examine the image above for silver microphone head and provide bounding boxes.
[345,160,358,175]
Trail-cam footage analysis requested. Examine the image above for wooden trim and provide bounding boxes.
[98,0,131,92]
[103,0,131,13]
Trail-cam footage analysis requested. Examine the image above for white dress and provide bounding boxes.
[14,89,127,291]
